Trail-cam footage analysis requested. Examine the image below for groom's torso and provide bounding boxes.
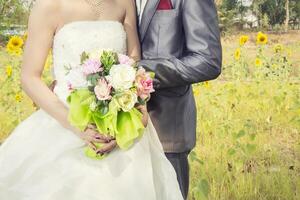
[136,0,197,153]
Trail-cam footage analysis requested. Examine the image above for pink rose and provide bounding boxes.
[135,68,155,100]
[118,54,135,66]
[82,59,103,75]
[94,78,112,101]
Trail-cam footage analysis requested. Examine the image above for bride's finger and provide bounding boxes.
[96,140,117,154]
[91,131,114,142]
[87,124,97,130]
[91,137,108,143]
[86,141,97,151]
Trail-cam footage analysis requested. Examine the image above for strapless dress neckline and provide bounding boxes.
[54,20,125,39]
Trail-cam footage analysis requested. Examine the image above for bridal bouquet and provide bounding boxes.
[66,50,155,159]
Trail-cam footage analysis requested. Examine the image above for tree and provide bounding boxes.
[0,0,29,26]
[261,0,286,27]
[285,0,290,32]
[251,0,267,27]
[221,0,238,11]
[290,0,300,29]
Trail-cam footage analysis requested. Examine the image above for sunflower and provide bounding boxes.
[239,35,249,46]
[255,58,262,67]
[6,36,24,56]
[273,44,283,53]
[6,45,23,56]
[256,32,268,45]
[6,44,16,54]
[5,65,13,77]
[15,93,23,102]
[234,48,241,60]
[7,36,24,49]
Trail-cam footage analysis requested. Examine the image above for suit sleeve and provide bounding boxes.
[138,0,222,89]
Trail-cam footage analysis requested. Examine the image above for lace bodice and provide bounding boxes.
[52,21,127,105]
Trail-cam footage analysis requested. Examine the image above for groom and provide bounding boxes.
[135,0,222,199]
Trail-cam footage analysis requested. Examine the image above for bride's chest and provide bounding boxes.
[52,21,127,61]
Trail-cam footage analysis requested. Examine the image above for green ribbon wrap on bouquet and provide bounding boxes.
[67,89,145,160]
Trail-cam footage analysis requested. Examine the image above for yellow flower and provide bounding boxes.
[273,44,283,53]
[193,88,200,96]
[23,31,28,41]
[15,93,23,102]
[6,45,23,56]
[6,44,16,54]
[7,36,24,49]
[234,48,241,60]
[6,36,24,56]
[203,81,210,88]
[44,51,53,69]
[256,32,268,45]
[255,58,262,67]
[15,48,23,56]
[5,65,13,77]
[239,35,249,46]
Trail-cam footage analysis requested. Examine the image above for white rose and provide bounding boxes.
[114,90,138,112]
[108,64,136,91]
[65,67,88,89]
[89,49,104,60]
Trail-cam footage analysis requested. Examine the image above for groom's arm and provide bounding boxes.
[139,0,222,89]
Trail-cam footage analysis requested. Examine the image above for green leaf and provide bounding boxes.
[249,134,256,141]
[148,72,156,79]
[80,51,89,64]
[227,148,236,156]
[100,50,117,73]
[189,151,204,165]
[99,105,109,115]
[246,143,256,153]
[235,129,246,139]
[195,179,210,199]
[87,73,100,86]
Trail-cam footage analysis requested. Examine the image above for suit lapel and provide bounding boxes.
[139,0,160,42]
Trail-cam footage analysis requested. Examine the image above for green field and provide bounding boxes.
[0,31,300,200]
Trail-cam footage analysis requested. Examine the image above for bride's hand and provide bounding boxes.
[136,104,149,128]
[75,124,115,151]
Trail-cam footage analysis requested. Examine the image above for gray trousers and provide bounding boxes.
[165,151,190,200]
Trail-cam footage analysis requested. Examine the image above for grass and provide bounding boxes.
[0,31,300,200]
[189,81,300,200]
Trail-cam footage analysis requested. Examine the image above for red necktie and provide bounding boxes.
[157,0,173,10]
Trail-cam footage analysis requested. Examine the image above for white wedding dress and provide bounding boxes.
[0,21,183,200]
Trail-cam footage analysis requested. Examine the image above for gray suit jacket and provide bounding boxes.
[137,0,222,153]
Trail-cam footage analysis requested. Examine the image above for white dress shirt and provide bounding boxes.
[136,0,148,24]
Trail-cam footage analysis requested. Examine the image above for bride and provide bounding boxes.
[0,0,184,199]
